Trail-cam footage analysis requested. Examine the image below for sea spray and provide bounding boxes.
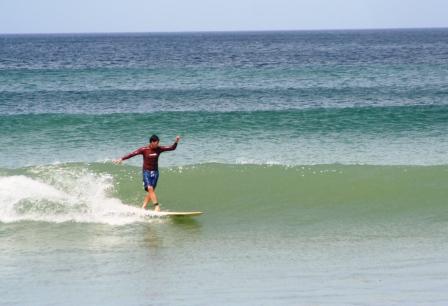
[0,165,161,224]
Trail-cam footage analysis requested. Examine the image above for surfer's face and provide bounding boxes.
[150,141,159,149]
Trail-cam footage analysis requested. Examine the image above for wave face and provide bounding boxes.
[1,163,447,226]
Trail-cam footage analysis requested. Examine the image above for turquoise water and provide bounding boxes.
[1,29,448,305]
[2,106,448,168]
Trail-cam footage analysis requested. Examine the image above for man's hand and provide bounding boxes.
[113,158,123,165]
[175,135,181,143]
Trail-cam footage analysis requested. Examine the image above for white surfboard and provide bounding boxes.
[153,211,203,217]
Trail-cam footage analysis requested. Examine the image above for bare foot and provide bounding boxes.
[154,204,161,212]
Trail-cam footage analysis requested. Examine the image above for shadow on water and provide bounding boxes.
[141,217,203,252]
[170,216,202,231]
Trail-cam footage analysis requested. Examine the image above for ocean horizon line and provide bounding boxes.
[1,26,447,36]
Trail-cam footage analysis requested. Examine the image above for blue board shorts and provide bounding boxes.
[143,170,159,191]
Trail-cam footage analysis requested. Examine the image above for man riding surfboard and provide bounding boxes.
[113,135,180,211]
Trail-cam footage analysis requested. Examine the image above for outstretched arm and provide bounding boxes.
[113,147,144,164]
[159,136,181,152]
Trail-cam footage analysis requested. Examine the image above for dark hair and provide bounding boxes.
[149,134,159,143]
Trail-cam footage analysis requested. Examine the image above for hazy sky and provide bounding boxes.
[1,0,447,34]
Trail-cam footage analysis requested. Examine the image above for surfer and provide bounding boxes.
[113,135,180,211]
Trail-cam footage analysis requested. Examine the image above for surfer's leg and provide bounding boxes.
[142,191,152,209]
[141,170,160,211]
[142,170,152,209]
[142,188,158,210]
[148,187,160,211]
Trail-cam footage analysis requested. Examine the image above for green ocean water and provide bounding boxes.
[2,162,448,225]
[1,163,448,305]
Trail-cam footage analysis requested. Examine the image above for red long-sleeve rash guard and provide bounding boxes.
[121,143,177,171]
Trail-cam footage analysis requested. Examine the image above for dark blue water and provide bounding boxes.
[1,29,448,113]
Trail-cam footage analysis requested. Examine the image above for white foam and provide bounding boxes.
[0,168,161,225]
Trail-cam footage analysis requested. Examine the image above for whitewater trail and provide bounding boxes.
[0,167,160,225]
